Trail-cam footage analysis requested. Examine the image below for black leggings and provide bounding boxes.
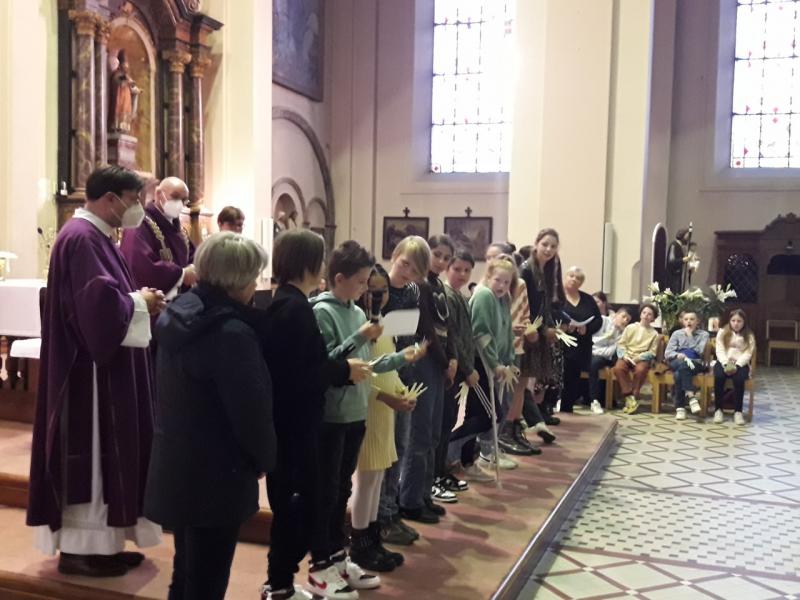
[713,362,750,412]
[449,358,497,466]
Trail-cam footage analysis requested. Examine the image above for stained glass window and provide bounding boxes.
[731,0,800,168]
[431,0,515,173]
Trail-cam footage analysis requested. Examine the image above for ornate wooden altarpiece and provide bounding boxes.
[56,0,221,244]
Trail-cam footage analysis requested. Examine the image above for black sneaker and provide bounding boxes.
[380,519,416,545]
[544,414,561,426]
[394,515,420,541]
[350,544,396,573]
[424,498,446,516]
[498,430,536,455]
[399,505,440,524]
[439,474,469,492]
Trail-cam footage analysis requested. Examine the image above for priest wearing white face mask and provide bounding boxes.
[120,176,197,301]
[28,166,167,577]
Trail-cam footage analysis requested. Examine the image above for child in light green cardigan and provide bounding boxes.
[469,257,517,469]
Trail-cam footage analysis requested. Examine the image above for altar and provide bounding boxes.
[0,279,44,424]
[0,279,45,338]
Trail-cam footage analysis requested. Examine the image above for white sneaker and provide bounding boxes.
[459,462,495,482]
[590,400,605,415]
[479,450,518,470]
[334,555,380,590]
[308,565,358,599]
[688,396,701,414]
[734,411,746,426]
[431,484,458,503]
[554,399,561,412]
[260,584,314,600]
[675,408,687,420]
[713,409,724,424]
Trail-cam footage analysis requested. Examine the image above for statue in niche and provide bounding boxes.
[108,50,141,133]
[666,224,694,293]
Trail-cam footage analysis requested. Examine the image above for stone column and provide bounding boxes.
[162,49,192,180]
[187,53,210,245]
[68,10,97,190]
[94,20,110,166]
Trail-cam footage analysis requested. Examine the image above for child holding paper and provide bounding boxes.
[310,241,420,596]
[351,264,426,572]
[470,256,518,471]
[486,242,544,457]
[612,303,660,415]
[393,235,456,523]
[442,251,496,483]
[590,308,632,411]
[260,230,372,600]
[520,228,566,424]
[377,236,431,543]
[424,235,460,506]
[665,310,709,420]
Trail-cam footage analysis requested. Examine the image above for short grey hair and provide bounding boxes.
[195,232,269,292]
[566,266,586,284]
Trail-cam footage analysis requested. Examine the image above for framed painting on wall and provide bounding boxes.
[382,217,430,260]
[444,217,493,261]
[272,0,324,101]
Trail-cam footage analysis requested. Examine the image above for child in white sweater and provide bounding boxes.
[713,309,755,425]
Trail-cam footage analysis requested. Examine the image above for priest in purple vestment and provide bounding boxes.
[27,165,167,578]
[120,176,197,299]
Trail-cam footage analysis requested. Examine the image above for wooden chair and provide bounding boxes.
[647,335,711,414]
[702,339,756,420]
[766,319,800,367]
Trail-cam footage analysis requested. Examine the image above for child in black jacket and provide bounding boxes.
[259,230,371,600]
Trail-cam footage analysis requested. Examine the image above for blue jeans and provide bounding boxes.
[378,407,410,522]
[669,358,703,407]
[398,356,445,510]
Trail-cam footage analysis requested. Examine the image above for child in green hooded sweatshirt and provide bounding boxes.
[309,241,417,596]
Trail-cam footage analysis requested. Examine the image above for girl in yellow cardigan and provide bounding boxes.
[350,265,426,572]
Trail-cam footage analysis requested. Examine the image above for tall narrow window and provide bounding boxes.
[431,0,515,174]
[731,0,800,168]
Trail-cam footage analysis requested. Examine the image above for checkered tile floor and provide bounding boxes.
[519,367,800,599]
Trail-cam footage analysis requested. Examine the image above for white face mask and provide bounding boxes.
[163,199,184,220]
[112,194,146,229]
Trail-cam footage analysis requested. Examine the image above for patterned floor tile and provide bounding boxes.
[641,586,719,600]
[537,571,622,598]
[597,564,675,589]
[694,576,783,599]
[518,368,800,600]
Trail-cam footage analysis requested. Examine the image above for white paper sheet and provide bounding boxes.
[382,308,420,337]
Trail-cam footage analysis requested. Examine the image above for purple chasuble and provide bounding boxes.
[27,217,155,531]
[120,202,195,293]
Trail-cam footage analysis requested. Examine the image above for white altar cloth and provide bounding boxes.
[0,279,45,337]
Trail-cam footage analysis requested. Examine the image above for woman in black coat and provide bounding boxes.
[144,232,275,600]
[560,266,603,413]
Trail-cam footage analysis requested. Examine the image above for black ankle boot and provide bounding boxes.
[513,420,541,455]
[350,527,396,572]
[369,522,404,566]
